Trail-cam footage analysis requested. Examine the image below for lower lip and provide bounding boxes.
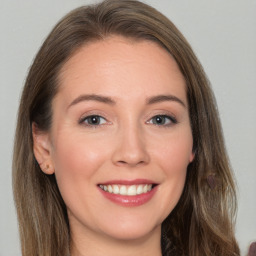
[98,186,157,207]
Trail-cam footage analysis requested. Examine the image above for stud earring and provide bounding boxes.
[39,163,50,172]
[44,164,50,172]
[38,162,54,174]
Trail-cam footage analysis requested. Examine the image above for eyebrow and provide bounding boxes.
[68,94,115,109]
[68,93,186,109]
[146,95,186,108]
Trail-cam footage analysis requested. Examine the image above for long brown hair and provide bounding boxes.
[13,0,240,255]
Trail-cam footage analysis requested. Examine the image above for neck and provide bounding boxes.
[70,225,162,256]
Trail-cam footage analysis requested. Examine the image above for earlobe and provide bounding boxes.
[32,122,55,175]
[189,151,195,163]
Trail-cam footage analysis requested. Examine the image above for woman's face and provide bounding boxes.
[39,36,194,241]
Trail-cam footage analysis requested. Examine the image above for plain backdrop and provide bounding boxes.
[0,0,255,255]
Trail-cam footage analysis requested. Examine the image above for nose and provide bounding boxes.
[111,124,150,168]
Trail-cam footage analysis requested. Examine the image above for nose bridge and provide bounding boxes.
[112,118,150,167]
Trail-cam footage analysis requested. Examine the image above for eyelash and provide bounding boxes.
[146,115,177,127]
[79,114,177,128]
[79,115,108,127]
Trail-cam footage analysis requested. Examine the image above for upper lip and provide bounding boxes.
[98,179,158,185]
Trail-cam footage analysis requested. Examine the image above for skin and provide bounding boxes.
[33,36,194,256]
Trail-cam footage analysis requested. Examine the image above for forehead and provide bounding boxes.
[56,36,186,103]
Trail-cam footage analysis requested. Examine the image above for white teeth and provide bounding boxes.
[99,184,154,196]
[127,185,137,195]
[136,185,143,195]
[107,185,113,193]
[120,185,127,195]
[113,185,119,194]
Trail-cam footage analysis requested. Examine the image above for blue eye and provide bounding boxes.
[80,115,107,126]
[148,115,177,126]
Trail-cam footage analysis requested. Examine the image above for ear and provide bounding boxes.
[189,151,195,163]
[32,122,54,175]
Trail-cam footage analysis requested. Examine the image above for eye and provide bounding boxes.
[80,115,107,126]
[147,115,177,126]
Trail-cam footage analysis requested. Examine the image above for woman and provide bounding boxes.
[13,0,240,255]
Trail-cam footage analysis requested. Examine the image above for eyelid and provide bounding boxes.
[79,115,106,125]
[78,110,178,128]
[146,113,178,126]
[78,111,111,127]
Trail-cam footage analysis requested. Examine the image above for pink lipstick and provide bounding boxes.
[97,179,158,207]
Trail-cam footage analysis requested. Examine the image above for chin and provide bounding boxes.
[97,215,162,241]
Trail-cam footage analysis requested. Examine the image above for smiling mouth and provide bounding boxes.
[98,184,156,196]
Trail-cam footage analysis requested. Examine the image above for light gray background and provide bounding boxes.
[0,0,255,255]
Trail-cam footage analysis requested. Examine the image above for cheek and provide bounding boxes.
[154,128,193,173]
[160,140,189,191]
[53,132,107,171]
[51,135,107,201]
[152,130,193,213]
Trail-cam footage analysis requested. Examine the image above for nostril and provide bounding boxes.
[116,159,146,167]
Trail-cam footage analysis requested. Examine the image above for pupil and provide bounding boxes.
[155,116,164,124]
[90,116,99,124]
